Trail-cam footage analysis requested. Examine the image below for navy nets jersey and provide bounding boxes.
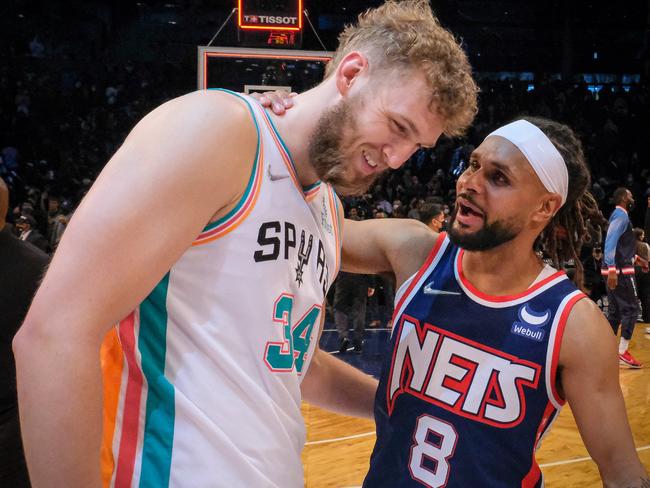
[364,234,586,488]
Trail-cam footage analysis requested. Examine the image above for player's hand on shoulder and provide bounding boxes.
[249,90,296,115]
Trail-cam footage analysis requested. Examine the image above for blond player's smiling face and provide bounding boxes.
[309,71,445,196]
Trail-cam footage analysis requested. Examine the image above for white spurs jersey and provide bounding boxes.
[100,91,342,488]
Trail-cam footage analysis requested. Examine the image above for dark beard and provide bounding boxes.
[447,204,521,251]
[307,97,379,196]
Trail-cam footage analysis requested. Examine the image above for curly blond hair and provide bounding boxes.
[326,0,478,137]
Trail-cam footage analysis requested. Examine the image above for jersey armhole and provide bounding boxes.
[391,233,449,332]
[193,90,263,245]
[327,186,343,279]
[544,290,587,408]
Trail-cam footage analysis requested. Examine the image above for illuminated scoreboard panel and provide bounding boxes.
[238,0,302,31]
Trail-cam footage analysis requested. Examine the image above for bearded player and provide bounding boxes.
[348,117,648,487]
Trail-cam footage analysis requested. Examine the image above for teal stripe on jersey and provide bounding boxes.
[138,273,174,487]
[201,89,261,233]
[303,180,321,192]
[263,108,297,170]
[332,187,342,225]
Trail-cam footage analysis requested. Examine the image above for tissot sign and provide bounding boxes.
[238,0,303,31]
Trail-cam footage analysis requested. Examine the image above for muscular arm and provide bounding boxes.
[342,217,437,286]
[301,346,378,419]
[559,299,648,487]
[12,90,258,487]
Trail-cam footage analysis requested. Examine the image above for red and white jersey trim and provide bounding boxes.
[391,234,450,338]
[600,266,635,275]
[544,289,586,409]
[454,249,567,309]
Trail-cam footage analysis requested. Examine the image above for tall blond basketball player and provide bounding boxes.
[13,1,477,487]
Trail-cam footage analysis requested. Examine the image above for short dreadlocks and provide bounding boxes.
[523,116,599,289]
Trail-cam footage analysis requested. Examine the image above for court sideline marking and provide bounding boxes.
[307,431,650,468]
[330,444,650,488]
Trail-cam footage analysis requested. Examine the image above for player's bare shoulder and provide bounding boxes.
[140,89,257,156]
[559,296,617,371]
[125,89,259,201]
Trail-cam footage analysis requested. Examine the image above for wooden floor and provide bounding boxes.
[302,324,650,487]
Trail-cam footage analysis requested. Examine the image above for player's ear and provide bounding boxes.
[531,193,563,225]
[335,51,368,96]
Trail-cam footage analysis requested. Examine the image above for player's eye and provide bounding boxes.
[391,119,408,135]
[492,170,510,186]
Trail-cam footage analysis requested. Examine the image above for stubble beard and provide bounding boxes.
[307,96,380,196]
[447,204,523,251]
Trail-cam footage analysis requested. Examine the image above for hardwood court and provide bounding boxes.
[303,325,650,487]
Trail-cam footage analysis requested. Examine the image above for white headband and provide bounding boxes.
[487,120,568,205]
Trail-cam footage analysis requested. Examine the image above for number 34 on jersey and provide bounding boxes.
[264,293,322,374]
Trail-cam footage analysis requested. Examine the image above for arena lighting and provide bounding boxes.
[237,0,303,32]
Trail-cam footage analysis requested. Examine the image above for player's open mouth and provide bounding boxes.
[456,198,485,226]
[458,202,483,218]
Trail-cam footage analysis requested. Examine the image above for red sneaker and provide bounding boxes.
[619,350,643,369]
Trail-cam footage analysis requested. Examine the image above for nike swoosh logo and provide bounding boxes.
[268,165,290,181]
[423,281,461,296]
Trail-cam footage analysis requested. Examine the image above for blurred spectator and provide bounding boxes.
[28,36,45,58]
[0,177,49,487]
[645,196,650,244]
[582,246,606,307]
[334,210,375,353]
[45,195,67,250]
[334,272,375,354]
[15,215,48,253]
[418,203,445,233]
[392,206,407,218]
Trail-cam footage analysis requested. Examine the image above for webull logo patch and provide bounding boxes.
[511,304,551,342]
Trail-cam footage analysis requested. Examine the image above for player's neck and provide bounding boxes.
[266,84,335,188]
[462,238,544,296]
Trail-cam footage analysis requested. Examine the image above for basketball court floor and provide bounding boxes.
[303,323,650,487]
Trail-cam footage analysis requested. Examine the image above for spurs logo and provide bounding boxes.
[295,230,313,286]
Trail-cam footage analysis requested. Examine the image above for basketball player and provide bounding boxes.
[603,187,643,368]
[12,1,478,487]
[263,89,648,485]
[344,117,649,486]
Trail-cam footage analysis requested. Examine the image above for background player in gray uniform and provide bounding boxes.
[603,187,643,368]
